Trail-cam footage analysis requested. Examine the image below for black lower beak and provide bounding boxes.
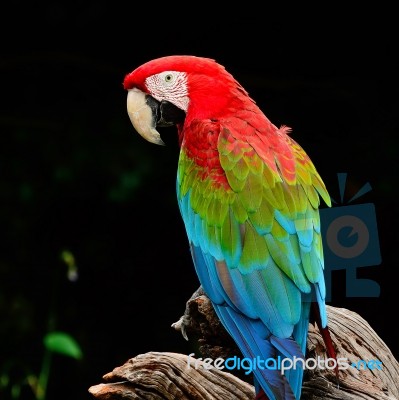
[145,96,186,127]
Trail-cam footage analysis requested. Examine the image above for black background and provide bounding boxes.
[1,3,398,399]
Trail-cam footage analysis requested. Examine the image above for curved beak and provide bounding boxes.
[126,88,185,146]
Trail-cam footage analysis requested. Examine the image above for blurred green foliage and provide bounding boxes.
[0,250,82,400]
[0,53,190,400]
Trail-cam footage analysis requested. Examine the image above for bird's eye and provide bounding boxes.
[164,74,174,83]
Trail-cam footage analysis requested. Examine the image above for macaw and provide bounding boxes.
[123,55,336,400]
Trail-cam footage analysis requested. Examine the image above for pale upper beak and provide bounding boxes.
[126,88,186,145]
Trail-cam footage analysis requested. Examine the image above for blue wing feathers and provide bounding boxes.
[215,305,297,400]
[178,177,327,399]
[315,283,327,328]
[190,242,306,399]
[190,245,225,305]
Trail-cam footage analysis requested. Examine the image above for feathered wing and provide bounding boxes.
[177,118,331,400]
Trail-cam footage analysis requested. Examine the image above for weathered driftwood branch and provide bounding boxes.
[88,352,255,400]
[89,287,399,400]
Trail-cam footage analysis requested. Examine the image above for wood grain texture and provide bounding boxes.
[89,289,399,400]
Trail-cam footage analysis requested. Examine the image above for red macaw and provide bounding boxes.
[123,55,336,400]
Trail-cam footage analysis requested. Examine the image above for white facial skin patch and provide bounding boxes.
[145,71,189,112]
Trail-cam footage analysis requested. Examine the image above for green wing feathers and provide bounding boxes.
[177,123,330,333]
[178,123,330,280]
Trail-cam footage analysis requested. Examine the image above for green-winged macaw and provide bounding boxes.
[123,55,336,400]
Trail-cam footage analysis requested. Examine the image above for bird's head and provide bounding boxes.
[123,55,246,145]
